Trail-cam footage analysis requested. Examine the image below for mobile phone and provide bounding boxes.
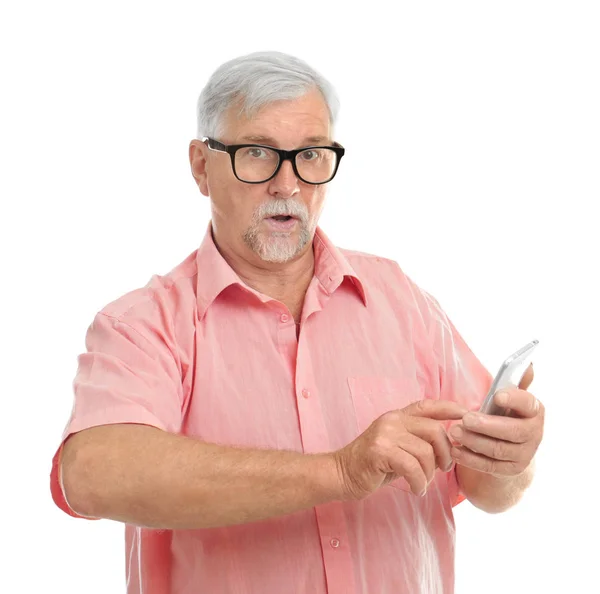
[478,340,539,416]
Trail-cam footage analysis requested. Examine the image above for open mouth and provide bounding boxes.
[269,215,294,222]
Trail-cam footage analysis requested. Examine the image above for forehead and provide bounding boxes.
[223,88,331,146]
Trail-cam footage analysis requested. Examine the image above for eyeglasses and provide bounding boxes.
[202,137,345,185]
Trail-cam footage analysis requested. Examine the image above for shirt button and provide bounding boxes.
[302,389,310,399]
[330,538,340,548]
[280,313,290,323]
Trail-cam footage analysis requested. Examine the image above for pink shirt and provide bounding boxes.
[51,220,492,594]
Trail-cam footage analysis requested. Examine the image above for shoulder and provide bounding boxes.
[94,249,199,335]
[339,246,446,328]
[339,247,402,282]
[339,246,425,297]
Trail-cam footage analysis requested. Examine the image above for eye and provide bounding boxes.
[246,147,269,159]
[300,149,320,161]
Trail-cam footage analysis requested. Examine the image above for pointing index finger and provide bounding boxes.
[404,399,468,420]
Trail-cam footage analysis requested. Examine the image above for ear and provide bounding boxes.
[189,139,210,196]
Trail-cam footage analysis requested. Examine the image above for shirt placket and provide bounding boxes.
[278,310,357,594]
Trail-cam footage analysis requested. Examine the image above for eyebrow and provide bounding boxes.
[238,134,331,146]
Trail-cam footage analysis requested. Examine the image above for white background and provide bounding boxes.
[1,1,598,592]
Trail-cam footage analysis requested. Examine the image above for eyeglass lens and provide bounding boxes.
[235,147,337,183]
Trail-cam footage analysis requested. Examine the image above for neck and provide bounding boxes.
[213,230,315,322]
[237,252,315,308]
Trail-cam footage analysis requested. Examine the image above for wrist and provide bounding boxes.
[456,459,535,513]
[310,452,346,504]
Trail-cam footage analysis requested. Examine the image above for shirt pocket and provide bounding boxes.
[348,374,424,493]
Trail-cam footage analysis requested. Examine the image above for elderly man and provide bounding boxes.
[51,51,544,594]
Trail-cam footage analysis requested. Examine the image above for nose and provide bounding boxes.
[268,158,300,197]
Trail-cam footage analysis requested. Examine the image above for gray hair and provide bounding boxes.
[196,51,340,139]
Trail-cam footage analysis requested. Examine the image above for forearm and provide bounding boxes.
[456,459,535,513]
[61,424,342,530]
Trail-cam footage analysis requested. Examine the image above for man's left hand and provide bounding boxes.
[449,363,544,476]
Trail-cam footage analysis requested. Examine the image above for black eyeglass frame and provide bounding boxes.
[201,136,345,185]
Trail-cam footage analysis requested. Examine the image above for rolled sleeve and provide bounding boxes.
[50,309,184,517]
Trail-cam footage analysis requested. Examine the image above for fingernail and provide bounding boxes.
[450,426,463,440]
[463,413,480,427]
[496,391,509,406]
[420,488,427,497]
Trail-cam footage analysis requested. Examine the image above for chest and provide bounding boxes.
[180,287,436,456]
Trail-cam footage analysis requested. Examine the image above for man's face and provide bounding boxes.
[190,88,332,265]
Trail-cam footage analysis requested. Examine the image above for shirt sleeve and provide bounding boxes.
[421,290,494,507]
[50,309,184,518]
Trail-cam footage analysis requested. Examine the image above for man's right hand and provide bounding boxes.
[332,400,468,500]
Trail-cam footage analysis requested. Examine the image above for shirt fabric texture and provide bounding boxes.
[50,220,493,594]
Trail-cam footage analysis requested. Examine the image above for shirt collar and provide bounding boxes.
[195,220,368,320]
